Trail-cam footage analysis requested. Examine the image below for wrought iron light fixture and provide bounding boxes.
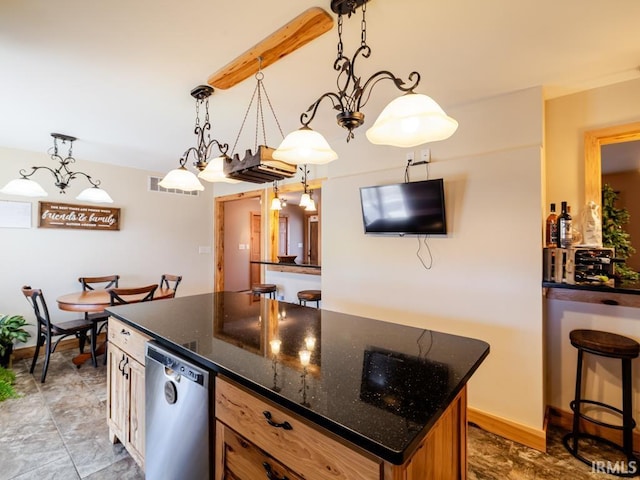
[0,133,113,203]
[298,166,316,211]
[273,0,458,165]
[270,180,283,211]
[160,85,236,191]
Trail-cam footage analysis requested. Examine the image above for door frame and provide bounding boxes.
[215,190,267,292]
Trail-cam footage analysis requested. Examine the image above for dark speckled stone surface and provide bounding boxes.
[106,292,490,465]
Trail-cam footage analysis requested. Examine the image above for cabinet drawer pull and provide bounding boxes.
[262,462,289,480]
[262,411,292,430]
[120,329,131,336]
[601,299,619,306]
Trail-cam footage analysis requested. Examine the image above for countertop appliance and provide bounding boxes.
[145,342,210,480]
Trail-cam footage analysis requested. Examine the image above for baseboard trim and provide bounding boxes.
[11,333,107,361]
[546,405,640,449]
[468,407,547,452]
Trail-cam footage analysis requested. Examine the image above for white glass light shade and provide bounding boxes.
[273,127,338,165]
[270,339,281,356]
[0,178,48,197]
[197,156,240,183]
[159,166,204,192]
[299,192,310,207]
[305,198,317,212]
[271,197,282,211]
[299,349,311,367]
[366,93,458,147]
[76,187,114,204]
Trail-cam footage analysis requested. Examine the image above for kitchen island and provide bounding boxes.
[106,292,489,479]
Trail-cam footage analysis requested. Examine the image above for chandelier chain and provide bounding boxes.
[337,13,344,61]
[361,1,367,47]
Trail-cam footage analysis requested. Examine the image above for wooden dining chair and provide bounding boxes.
[79,275,120,291]
[22,286,94,383]
[108,284,158,305]
[78,274,120,332]
[101,284,158,365]
[160,274,182,298]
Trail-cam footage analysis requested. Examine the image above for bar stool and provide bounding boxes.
[297,290,321,308]
[563,329,639,477]
[251,283,276,299]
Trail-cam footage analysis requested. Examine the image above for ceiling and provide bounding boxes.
[2,0,640,175]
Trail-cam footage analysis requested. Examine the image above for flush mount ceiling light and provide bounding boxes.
[160,85,235,191]
[273,0,458,165]
[0,133,113,203]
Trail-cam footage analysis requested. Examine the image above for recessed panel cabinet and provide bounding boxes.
[214,376,468,480]
[106,317,149,468]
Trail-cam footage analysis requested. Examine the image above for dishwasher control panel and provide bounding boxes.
[146,343,206,386]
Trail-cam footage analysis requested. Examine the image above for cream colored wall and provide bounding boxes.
[545,78,640,423]
[321,87,545,431]
[0,146,214,346]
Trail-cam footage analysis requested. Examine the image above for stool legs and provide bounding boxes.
[622,358,634,459]
[563,349,639,477]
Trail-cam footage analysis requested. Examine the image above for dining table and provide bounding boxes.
[56,287,175,366]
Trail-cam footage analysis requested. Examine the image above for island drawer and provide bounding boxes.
[216,421,303,480]
[215,377,381,480]
[107,317,150,364]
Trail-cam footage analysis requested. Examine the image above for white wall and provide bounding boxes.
[0,146,214,346]
[545,78,640,421]
[322,87,545,431]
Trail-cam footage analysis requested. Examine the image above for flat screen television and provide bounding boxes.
[359,178,447,235]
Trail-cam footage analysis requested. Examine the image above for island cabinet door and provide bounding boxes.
[215,421,304,480]
[107,343,128,444]
[126,357,145,467]
[215,377,382,480]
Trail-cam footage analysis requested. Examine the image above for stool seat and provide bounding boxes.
[563,329,639,476]
[297,290,321,308]
[570,329,640,359]
[251,284,277,299]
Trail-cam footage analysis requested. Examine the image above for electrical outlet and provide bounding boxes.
[406,151,415,163]
[421,148,431,163]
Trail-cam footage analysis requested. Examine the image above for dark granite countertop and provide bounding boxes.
[543,281,640,295]
[106,292,489,464]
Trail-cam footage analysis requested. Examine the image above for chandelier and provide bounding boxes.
[160,85,236,191]
[0,133,113,203]
[273,0,458,165]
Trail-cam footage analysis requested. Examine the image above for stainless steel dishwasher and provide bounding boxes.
[145,342,210,480]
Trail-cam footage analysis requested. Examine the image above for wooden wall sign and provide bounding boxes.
[38,201,120,231]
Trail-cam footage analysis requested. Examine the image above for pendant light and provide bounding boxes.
[1,133,113,203]
[299,165,311,207]
[270,180,282,211]
[160,85,232,191]
[273,0,457,164]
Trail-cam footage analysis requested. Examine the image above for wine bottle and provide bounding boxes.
[558,201,572,248]
[545,203,558,247]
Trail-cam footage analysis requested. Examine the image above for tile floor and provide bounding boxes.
[0,350,633,479]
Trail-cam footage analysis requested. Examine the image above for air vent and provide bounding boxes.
[148,176,199,196]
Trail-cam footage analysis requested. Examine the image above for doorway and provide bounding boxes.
[215,190,265,292]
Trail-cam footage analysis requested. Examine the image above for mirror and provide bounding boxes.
[584,122,640,273]
[269,178,323,266]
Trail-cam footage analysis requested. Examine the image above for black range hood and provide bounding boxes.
[224,146,296,183]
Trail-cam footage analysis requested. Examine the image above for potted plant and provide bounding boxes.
[0,314,30,368]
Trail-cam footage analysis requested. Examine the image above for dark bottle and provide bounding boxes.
[558,201,572,248]
[545,203,558,247]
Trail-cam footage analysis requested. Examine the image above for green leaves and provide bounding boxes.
[0,315,31,357]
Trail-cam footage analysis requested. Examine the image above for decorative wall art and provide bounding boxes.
[38,201,120,231]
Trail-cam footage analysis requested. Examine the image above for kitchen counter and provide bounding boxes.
[543,281,640,308]
[251,259,321,275]
[106,292,489,465]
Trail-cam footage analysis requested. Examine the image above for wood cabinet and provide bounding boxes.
[215,376,469,480]
[106,317,149,468]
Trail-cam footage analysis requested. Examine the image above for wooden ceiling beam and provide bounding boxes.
[207,7,333,90]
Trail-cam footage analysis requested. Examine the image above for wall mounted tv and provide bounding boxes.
[359,178,447,235]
